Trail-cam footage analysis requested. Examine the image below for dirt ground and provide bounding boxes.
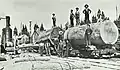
[0,53,120,70]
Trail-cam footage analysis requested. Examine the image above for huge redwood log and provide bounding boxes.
[64,21,119,49]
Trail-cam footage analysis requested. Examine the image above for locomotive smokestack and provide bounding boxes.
[6,16,10,27]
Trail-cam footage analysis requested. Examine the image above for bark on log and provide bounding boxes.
[64,21,118,49]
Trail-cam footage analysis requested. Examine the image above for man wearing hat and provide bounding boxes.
[70,9,75,27]
[83,4,91,24]
[52,13,56,27]
[85,24,93,47]
[75,7,80,26]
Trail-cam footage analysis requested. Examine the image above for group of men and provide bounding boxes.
[70,4,93,47]
[52,4,92,27]
[50,4,93,57]
[70,4,91,27]
[70,7,80,27]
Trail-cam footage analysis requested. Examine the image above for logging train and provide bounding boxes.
[36,20,119,58]
[64,21,119,58]
[0,16,119,58]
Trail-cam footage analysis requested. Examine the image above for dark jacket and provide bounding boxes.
[70,13,74,20]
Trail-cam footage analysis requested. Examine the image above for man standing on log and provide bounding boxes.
[75,7,80,26]
[70,9,75,27]
[85,24,93,47]
[83,4,91,24]
[52,13,56,27]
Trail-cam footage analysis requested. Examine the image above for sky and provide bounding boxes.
[0,0,120,35]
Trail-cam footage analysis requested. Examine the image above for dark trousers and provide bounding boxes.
[39,46,44,56]
[76,18,80,26]
[70,19,74,27]
[53,21,56,27]
[85,15,90,24]
[45,45,51,56]
[85,34,91,46]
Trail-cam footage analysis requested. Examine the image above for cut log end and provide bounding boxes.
[100,21,119,44]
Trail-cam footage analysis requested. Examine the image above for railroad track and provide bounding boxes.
[68,58,120,70]
[50,56,120,70]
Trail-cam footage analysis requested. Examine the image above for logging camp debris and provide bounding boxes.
[31,27,65,55]
[35,27,65,44]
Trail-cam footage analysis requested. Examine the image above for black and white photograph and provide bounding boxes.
[0,0,120,70]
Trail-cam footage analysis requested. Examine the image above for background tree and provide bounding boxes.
[24,25,28,32]
[65,22,69,30]
[34,24,39,32]
[92,15,97,23]
[40,23,45,31]
[101,11,105,20]
[60,24,62,29]
[14,27,18,35]
[97,9,101,19]
[21,24,29,36]
[118,15,120,20]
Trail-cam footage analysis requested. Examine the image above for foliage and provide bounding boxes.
[92,15,97,23]
[34,24,39,31]
[40,23,45,31]
[14,27,18,35]
[21,25,29,36]
[97,9,101,19]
